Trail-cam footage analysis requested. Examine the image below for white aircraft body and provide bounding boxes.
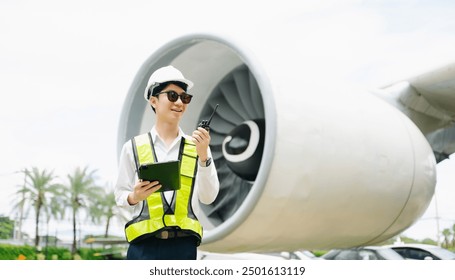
[117,20,455,253]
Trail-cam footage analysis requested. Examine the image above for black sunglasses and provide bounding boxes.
[155,90,193,104]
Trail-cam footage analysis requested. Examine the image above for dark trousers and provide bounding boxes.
[126,236,198,260]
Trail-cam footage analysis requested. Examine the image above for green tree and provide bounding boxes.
[62,166,103,257]
[15,167,60,247]
[0,216,15,239]
[452,224,455,249]
[447,224,455,249]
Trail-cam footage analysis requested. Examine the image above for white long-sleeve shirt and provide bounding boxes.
[114,126,219,221]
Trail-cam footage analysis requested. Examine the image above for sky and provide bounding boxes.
[0,0,454,244]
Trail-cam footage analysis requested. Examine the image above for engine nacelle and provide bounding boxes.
[118,33,436,252]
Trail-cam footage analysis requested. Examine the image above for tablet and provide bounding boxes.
[137,160,181,192]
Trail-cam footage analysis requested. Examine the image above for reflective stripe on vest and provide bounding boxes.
[124,133,202,243]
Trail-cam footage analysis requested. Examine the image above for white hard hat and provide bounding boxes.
[143,65,194,101]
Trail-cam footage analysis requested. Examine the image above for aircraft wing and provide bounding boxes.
[373,63,455,162]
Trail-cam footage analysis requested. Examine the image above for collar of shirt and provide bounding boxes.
[150,126,185,162]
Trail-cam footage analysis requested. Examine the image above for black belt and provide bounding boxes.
[155,230,191,240]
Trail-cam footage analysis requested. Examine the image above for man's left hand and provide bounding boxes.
[192,127,210,161]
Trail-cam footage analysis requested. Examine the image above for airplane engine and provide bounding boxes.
[118,33,436,252]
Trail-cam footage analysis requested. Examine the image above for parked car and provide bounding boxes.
[268,250,322,260]
[385,243,455,260]
[197,250,320,260]
[321,246,405,260]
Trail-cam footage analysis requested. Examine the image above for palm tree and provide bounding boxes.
[89,184,128,237]
[42,192,66,253]
[13,167,60,247]
[11,173,28,241]
[62,166,103,257]
[442,228,451,248]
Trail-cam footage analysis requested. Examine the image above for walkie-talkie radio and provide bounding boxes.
[198,104,219,132]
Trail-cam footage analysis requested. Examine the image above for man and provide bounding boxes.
[114,65,220,260]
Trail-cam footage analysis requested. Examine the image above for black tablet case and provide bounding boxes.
[137,160,181,192]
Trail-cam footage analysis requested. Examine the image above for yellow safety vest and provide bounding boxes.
[124,132,203,244]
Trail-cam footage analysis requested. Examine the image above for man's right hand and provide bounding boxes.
[127,180,162,205]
